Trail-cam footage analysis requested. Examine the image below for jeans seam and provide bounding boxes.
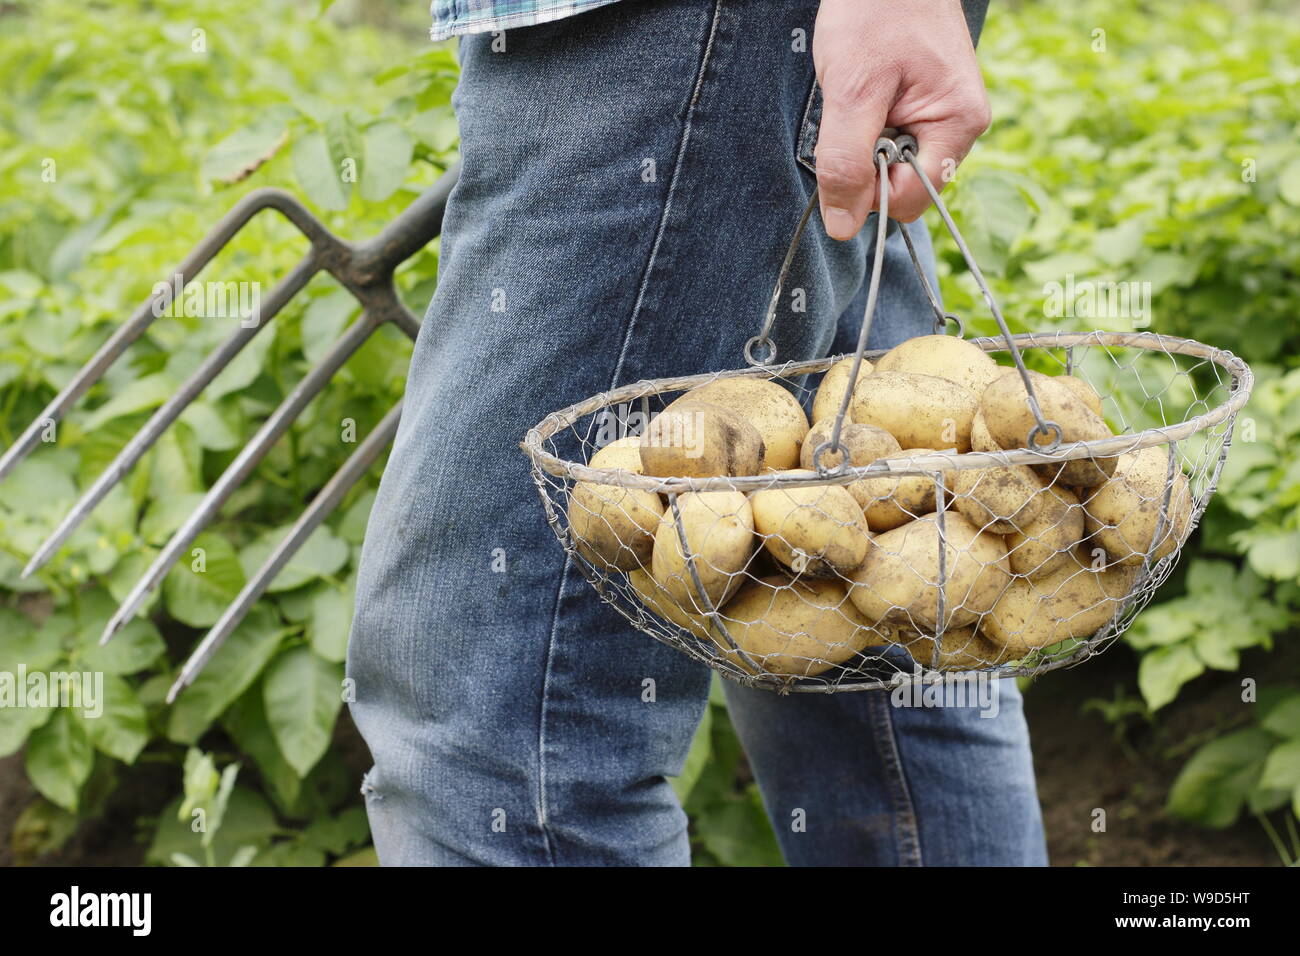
[869,692,924,866]
[607,0,725,388]
[535,556,571,866]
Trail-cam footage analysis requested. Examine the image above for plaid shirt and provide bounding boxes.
[430,0,622,40]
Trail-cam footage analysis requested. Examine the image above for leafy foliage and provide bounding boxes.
[0,0,454,863]
[1168,687,1300,863]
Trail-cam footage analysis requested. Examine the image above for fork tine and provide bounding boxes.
[99,311,386,645]
[21,255,322,578]
[0,188,296,485]
[166,400,403,701]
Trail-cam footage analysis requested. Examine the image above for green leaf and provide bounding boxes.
[82,372,178,430]
[1242,530,1300,580]
[25,710,93,812]
[239,524,349,593]
[1137,643,1205,711]
[204,763,241,849]
[301,290,358,365]
[1279,157,1300,207]
[292,128,349,211]
[302,807,370,855]
[0,457,77,522]
[178,401,242,451]
[147,787,278,867]
[325,112,365,191]
[10,799,79,864]
[81,674,149,763]
[1141,251,1198,295]
[0,607,63,673]
[147,424,203,499]
[206,327,275,400]
[139,492,209,547]
[333,847,379,867]
[338,489,376,544]
[262,647,343,777]
[360,122,413,202]
[254,841,326,867]
[0,697,55,759]
[954,171,1031,276]
[1093,219,1146,268]
[76,601,166,674]
[163,531,247,628]
[1259,739,1300,791]
[201,118,288,184]
[307,583,353,663]
[1167,728,1273,828]
[166,606,284,745]
[179,747,220,822]
[1261,694,1300,739]
[695,785,785,867]
[49,214,110,281]
[222,687,302,809]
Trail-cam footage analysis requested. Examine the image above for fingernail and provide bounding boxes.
[822,206,856,240]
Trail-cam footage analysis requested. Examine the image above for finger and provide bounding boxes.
[885,105,990,222]
[815,91,890,241]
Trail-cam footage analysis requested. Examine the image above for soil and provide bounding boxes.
[1023,642,1288,867]
[0,644,1288,867]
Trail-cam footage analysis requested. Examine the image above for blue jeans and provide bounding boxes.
[347,0,1046,866]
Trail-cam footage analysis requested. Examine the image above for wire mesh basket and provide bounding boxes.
[520,135,1254,693]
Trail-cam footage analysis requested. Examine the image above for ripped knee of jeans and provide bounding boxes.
[360,768,384,802]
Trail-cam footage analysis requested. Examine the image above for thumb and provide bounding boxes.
[814,92,889,241]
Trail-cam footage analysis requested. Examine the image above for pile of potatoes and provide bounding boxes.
[566,336,1194,679]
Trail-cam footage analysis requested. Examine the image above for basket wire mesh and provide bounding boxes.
[521,134,1253,694]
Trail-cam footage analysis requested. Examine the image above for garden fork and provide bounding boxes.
[0,162,461,701]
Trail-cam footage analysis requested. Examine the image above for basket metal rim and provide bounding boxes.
[520,330,1253,494]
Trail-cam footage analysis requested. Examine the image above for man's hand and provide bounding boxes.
[813,0,990,236]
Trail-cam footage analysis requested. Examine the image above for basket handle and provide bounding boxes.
[750,130,1062,470]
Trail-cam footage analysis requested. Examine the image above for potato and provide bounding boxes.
[1004,485,1085,580]
[873,334,1001,396]
[980,368,1117,487]
[848,512,1011,630]
[667,377,808,471]
[568,436,665,571]
[949,459,1045,534]
[651,490,754,611]
[813,356,872,426]
[1058,374,1104,417]
[640,401,764,478]
[750,470,871,576]
[712,576,889,677]
[1083,446,1193,566]
[800,418,900,472]
[981,549,1138,658]
[901,625,1004,670]
[628,568,713,641]
[854,448,937,532]
[1034,456,1118,489]
[851,371,979,452]
[970,409,1001,453]
[798,419,911,522]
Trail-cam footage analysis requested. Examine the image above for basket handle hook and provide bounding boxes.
[893,137,1061,451]
[752,129,1062,460]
